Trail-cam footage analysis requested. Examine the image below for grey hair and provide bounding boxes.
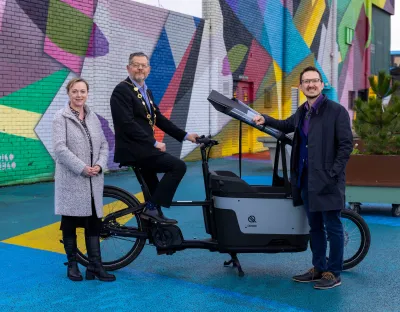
[128,52,149,65]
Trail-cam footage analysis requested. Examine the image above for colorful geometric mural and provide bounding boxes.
[0,0,395,186]
[197,0,394,158]
[0,0,208,186]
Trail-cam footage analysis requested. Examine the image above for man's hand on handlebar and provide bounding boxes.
[186,133,200,143]
[253,115,265,126]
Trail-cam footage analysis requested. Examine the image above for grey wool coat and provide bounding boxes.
[53,105,108,217]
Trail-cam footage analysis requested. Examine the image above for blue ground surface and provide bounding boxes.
[0,159,399,312]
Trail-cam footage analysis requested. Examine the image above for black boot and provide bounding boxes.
[157,206,178,224]
[85,236,116,282]
[63,236,83,281]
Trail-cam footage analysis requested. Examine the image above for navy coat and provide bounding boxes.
[262,96,353,212]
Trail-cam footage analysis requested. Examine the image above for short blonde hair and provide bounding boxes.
[66,78,89,93]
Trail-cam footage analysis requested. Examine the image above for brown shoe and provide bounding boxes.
[292,267,323,283]
[314,272,341,289]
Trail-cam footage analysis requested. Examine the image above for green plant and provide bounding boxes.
[351,143,360,155]
[353,71,400,155]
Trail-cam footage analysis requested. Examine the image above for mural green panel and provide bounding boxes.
[46,0,93,56]
[337,0,352,29]
[0,69,70,114]
[227,44,249,73]
[0,133,55,186]
[338,0,365,62]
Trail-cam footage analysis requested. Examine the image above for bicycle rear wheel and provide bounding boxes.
[341,209,371,270]
[76,185,147,271]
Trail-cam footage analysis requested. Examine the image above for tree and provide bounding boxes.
[353,71,400,155]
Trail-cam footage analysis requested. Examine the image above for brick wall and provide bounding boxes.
[0,0,211,186]
[0,0,394,186]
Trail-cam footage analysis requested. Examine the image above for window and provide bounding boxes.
[264,89,271,108]
[345,27,354,45]
[348,91,356,110]
[358,89,368,102]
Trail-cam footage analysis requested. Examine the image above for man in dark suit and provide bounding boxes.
[253,66,353,290]
[110,52,199,224]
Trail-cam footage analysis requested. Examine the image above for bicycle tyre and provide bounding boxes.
[76,185,147,271]
[341,209,371,270]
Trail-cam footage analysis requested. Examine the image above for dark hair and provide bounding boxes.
[299,66,323,84]
[66,78,89,93]
[128,52,149,65]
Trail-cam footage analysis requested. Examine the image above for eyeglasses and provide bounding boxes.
[130,63,149,69]
[301,78,321,85]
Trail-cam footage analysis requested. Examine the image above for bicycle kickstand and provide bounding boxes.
[223,252,244,277]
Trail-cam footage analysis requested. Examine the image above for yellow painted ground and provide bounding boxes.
[2,192,144,254]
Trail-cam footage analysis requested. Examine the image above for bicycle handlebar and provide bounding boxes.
[196,135,219,147]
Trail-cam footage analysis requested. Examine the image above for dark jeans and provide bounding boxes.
[301,186,344,277]
[135,153,187,208]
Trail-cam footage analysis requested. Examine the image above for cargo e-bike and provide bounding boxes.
[75,92,370,277]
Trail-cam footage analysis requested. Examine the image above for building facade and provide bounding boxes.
[0,0,395,186]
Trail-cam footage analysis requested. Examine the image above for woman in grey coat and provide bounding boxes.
[53,78,115,282]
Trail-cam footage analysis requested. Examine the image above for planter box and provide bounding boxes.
[346,154,400,187]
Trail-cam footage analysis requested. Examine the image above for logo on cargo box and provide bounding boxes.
[248,215,256,223]
[246,215,257,227]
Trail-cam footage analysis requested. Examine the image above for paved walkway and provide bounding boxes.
[0,159,399,311]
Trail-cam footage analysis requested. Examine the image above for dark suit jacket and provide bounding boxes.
[110,77,187,164]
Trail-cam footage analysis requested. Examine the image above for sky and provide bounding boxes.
[134,0,400,51]
[392,11,400,51]
[134,0,202,17]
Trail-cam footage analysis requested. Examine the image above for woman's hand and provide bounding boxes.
[92,165,102,174]
[83,165,98,177]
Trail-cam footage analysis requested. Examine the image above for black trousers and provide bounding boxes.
[135,153,187,208]
[60,197,102,237]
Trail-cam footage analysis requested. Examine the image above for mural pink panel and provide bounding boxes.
[109,0,168,44]
[61,0,95,18]
[354,4,368,63]
[44,36,84,74]
[244,39,272,94]
[0,0,6,32]
[339,47,354,107]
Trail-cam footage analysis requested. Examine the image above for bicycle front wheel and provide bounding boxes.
[76,185,147,271]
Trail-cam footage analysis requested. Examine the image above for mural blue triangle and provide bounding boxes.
[193,17,202,28]
[146,27,176,105]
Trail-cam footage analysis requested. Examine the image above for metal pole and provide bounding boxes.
[239,121,242,178]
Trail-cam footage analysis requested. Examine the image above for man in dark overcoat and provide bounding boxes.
[253,66,353,289]
[110,52,198,224]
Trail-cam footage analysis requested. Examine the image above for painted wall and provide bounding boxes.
[197,0,395,158]
[0,0,395,186]
[0,0,210,186]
